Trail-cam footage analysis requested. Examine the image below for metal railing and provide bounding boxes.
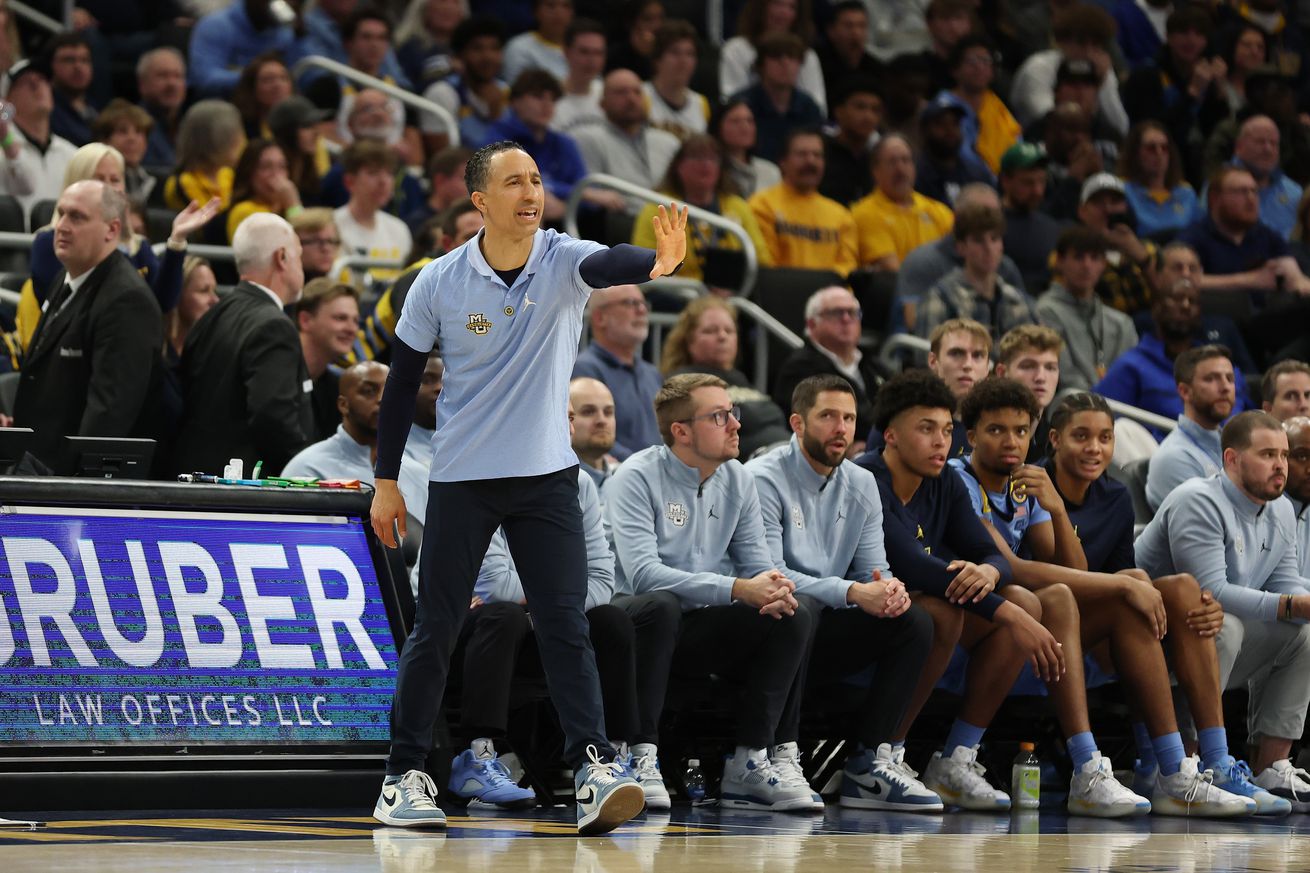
[877,333,928,373]
[290,56,459,146]
[329,253,405,281]
[706,0,724,45]
[10,0,65,34]
[563,172,760,297]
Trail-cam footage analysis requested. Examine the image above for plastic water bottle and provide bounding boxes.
[684,758,706,803]
[1011,742,1040,810]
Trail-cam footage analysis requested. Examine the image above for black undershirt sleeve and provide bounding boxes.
[374,337,427,481]
[579,245,659,288]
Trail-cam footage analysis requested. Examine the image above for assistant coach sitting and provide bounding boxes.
[174,213,313,476]
[14,180,162,458]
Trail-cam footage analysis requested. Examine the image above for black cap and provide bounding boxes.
[5,57,50,93]
[1056,57,1099,86]
[267,96,332,136]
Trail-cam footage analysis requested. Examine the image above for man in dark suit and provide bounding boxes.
[14,180,161,459]
[174,212,312,476]
[771,286,881,455]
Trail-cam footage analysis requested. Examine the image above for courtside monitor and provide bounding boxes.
[60,436,156,479]
[0,427,34,472]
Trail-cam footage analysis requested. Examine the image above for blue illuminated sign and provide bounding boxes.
[0,507,399,746]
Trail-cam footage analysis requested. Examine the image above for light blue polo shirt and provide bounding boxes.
[395,227,605,482]
[949,456,1052,554]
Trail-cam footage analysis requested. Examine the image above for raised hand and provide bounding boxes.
[650,202,688,279]
[168,197,224,245]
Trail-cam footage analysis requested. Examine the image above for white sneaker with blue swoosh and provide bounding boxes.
[373,769,448,828]
[575,744,645,835]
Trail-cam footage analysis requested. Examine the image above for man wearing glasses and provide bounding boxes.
[773,286,881,455]
[292,209,345,283]
[574,284,663,458]
[605,373,819,812]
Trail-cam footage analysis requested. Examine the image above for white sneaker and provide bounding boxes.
[770,741,825,811]
[1151,756,1252,817]
[373,769,448,828]
[1067,754,1151,818]
[575,744,645,836]
[720,748,815,812]
[630,745,672,811]
[923,745,1010,811]
[1253,759,1310,813]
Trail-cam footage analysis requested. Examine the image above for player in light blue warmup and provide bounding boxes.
[369,140,687,834]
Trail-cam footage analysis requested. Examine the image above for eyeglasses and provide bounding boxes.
[603,298,649,311]
[301,237,342,248]
[817,306,862,321]
[679,405,742,428]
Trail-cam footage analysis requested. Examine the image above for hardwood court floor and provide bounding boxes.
[3,806,1310,872]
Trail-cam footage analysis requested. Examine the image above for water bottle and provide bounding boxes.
[1012,742,1040,810]
[684,758,706,803]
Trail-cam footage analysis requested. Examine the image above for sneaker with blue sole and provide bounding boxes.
[721,749,815,812]
[575,744,645,836]
[448,745,537,810]
[373,769,448,828]
[1209,756,1292,816]
[839,743,945,812]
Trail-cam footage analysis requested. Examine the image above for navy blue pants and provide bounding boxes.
[386,466,609,774]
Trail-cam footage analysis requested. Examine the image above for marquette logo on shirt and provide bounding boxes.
[466,313,493,335]
[916,523,931,555]
[791,505,804,530]
[665,502,688,527]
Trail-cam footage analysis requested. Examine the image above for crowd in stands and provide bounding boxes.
[9,0,1310,819]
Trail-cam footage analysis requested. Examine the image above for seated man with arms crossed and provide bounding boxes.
[605,373,817,812]
[748,375,939,811]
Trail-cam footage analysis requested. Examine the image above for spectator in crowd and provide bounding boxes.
[1035,101,1115,222]
[296,0,412,90]
[163,100,245,217]
[749,129,857,275]
[877,53,934,142]
[292,208,345,283]
[1177,165,1310,298]
[817,0,882,104]
[999,143,1062,293]
[481,70,586,223]
[1028,58,1125,165]
[771,286,881,449]
[1263,360,1310,420]
[894,183,1027,334]
[1119,120,1199,238]
[136,48,187,171]
[605,0,663,79]
[284,360,429,529]
[0,0,20,74]
[631,134,772,287]
[226,140,303,244]
[721,0,827,114]
[0,59,75,222]
[1112,0,1168,69]
[1010,4,1129,136]
[1216,24,1268,119]
[395,0,465,89]
[187,0,296,98]
[402,146,471,233]
[268,96,333,209]
[946,34,1021,177]
[231,53,293,140]
[503,0,572,83]
[714,98,781,199]
[603,372,814,812]
[573,69,680,192]
[1285,416,1310,575]
[333,140,414,290]
[1075,172,1157,316]
[660,297,790,458]
[818,77,881,207]
[1037,226,1138,391]
[570,376,619,486]
[93,99,156,203]
[747,375,939,813]
[643,20,709,140]
[1144,344,1238,509]
[914,93,994,207]
[1216,0,1307,91]
[295,279,361,441]
[916,202,1038,342]
[1122,6,1228,181]
[1096,279,1252,431]
[175,212,311,476]
[993,324,1063,462]
[161,255,219,433]
[553,18,606,133]
[46,33,98,147]
[14,181,161,457]
[319,89,427,213]
[852,134,954,271]
[919,318,993,458]
[728,33,825,165]
[1218,114,1303,240]
[573,284,663,459]
[909,0,977,96]
[1136,411,1310,800]
[423,17,509,151]
[1204,67,1310,188]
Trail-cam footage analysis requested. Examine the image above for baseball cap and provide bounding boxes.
[5,58,50,93]
[1080,172,1127,205]
[921,92,968,123]
[1056,57,1100,86]
[1000,142,1048,174]
[267,96,332,136]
